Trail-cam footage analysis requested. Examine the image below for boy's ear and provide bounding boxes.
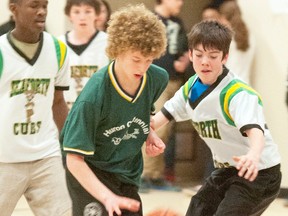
[188,49,193,62]
[9,2,17,15]
[222,53,229,64]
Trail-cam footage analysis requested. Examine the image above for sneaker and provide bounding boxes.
[149,178,182,192]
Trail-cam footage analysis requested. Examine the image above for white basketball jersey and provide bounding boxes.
[163,70,281,170]
[0,32,70,162]
[59,31,109,108]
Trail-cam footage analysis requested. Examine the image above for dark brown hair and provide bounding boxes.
[187,20,233,58]
[65,0,101,16]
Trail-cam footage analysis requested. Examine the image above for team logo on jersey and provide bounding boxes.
[112,129,140,145]
[25,90,35,122]
[70,65,98,96]
[10,78,50,135]
[83,202,103,216]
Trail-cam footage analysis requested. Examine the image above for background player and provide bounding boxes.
[0,0,71,215]
[59,0,109,110]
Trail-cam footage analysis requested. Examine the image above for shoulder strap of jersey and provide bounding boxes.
[0,48,3,79]
[220,79,263,126]
[52,36,67,71]
[182,74,197,101]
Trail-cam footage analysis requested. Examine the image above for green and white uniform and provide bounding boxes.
[61,61,168,186]
[162,68,281,170]
[59,31,109,108]
[0,32,69,163]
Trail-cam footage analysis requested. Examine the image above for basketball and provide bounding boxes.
[146,208,180,216]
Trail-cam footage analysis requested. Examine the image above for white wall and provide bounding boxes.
[239,0,288,187]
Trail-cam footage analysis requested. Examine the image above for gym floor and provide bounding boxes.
[12,188,288,216]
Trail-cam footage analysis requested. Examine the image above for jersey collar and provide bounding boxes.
[108,61,147,103]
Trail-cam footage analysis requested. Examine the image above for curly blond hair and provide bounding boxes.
[106,4,167,59]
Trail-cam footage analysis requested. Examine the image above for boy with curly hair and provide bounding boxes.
[60,4,168,216]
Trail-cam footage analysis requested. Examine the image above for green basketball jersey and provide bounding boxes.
[61,61,168,186]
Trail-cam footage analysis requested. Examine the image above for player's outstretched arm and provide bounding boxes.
[66,154,140,216]
[233,128,264,182]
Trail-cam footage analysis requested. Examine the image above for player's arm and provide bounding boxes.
[52,90,69,133]
[152,111,170,131]
[233,128,264,182]
[66,153,140,216]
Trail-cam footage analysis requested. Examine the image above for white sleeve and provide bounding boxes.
[163,86,191,122]
[55,50,70,89]
[229,91,266,132]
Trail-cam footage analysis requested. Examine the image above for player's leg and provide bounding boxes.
[185,168,227,216]
[65,166,108,216]
[249,165,281,216]
[0,162,29,216]
[215,165,281,216]
[25,156,72,216]
[119,183,143,216]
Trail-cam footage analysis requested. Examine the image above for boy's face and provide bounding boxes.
[69,4,97,31]
[163,0,184,16]
[95,4,109,28]
[116,50,154,83]
[189,44,228,85]
[10,0,48,33]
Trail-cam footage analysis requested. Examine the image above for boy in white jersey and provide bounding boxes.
[59,0,109,110]
[61,4,168,216]
[149,20,281,216]
[0,0,71,215]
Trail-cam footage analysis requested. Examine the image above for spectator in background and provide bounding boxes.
[95,0,111,32]
[59,0,109,110]
[219,0,256,84]
[141,0,190,192]
[201,3,221,21]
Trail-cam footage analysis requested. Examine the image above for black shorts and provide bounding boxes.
[65,165,143,216]
[186,164,281,216]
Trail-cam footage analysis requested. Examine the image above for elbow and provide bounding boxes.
[66,153,84,174]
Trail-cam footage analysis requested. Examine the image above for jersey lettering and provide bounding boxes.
[71,65,98,78]
[192,119,221,139]
[10,78,50,97]
[13,121,42,135]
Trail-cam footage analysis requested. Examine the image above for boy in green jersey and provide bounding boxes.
[61,4,168,216]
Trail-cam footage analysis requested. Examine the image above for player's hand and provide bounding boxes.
[145,128,166,157]
[104,194,140,216]
[233,153,259,182]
